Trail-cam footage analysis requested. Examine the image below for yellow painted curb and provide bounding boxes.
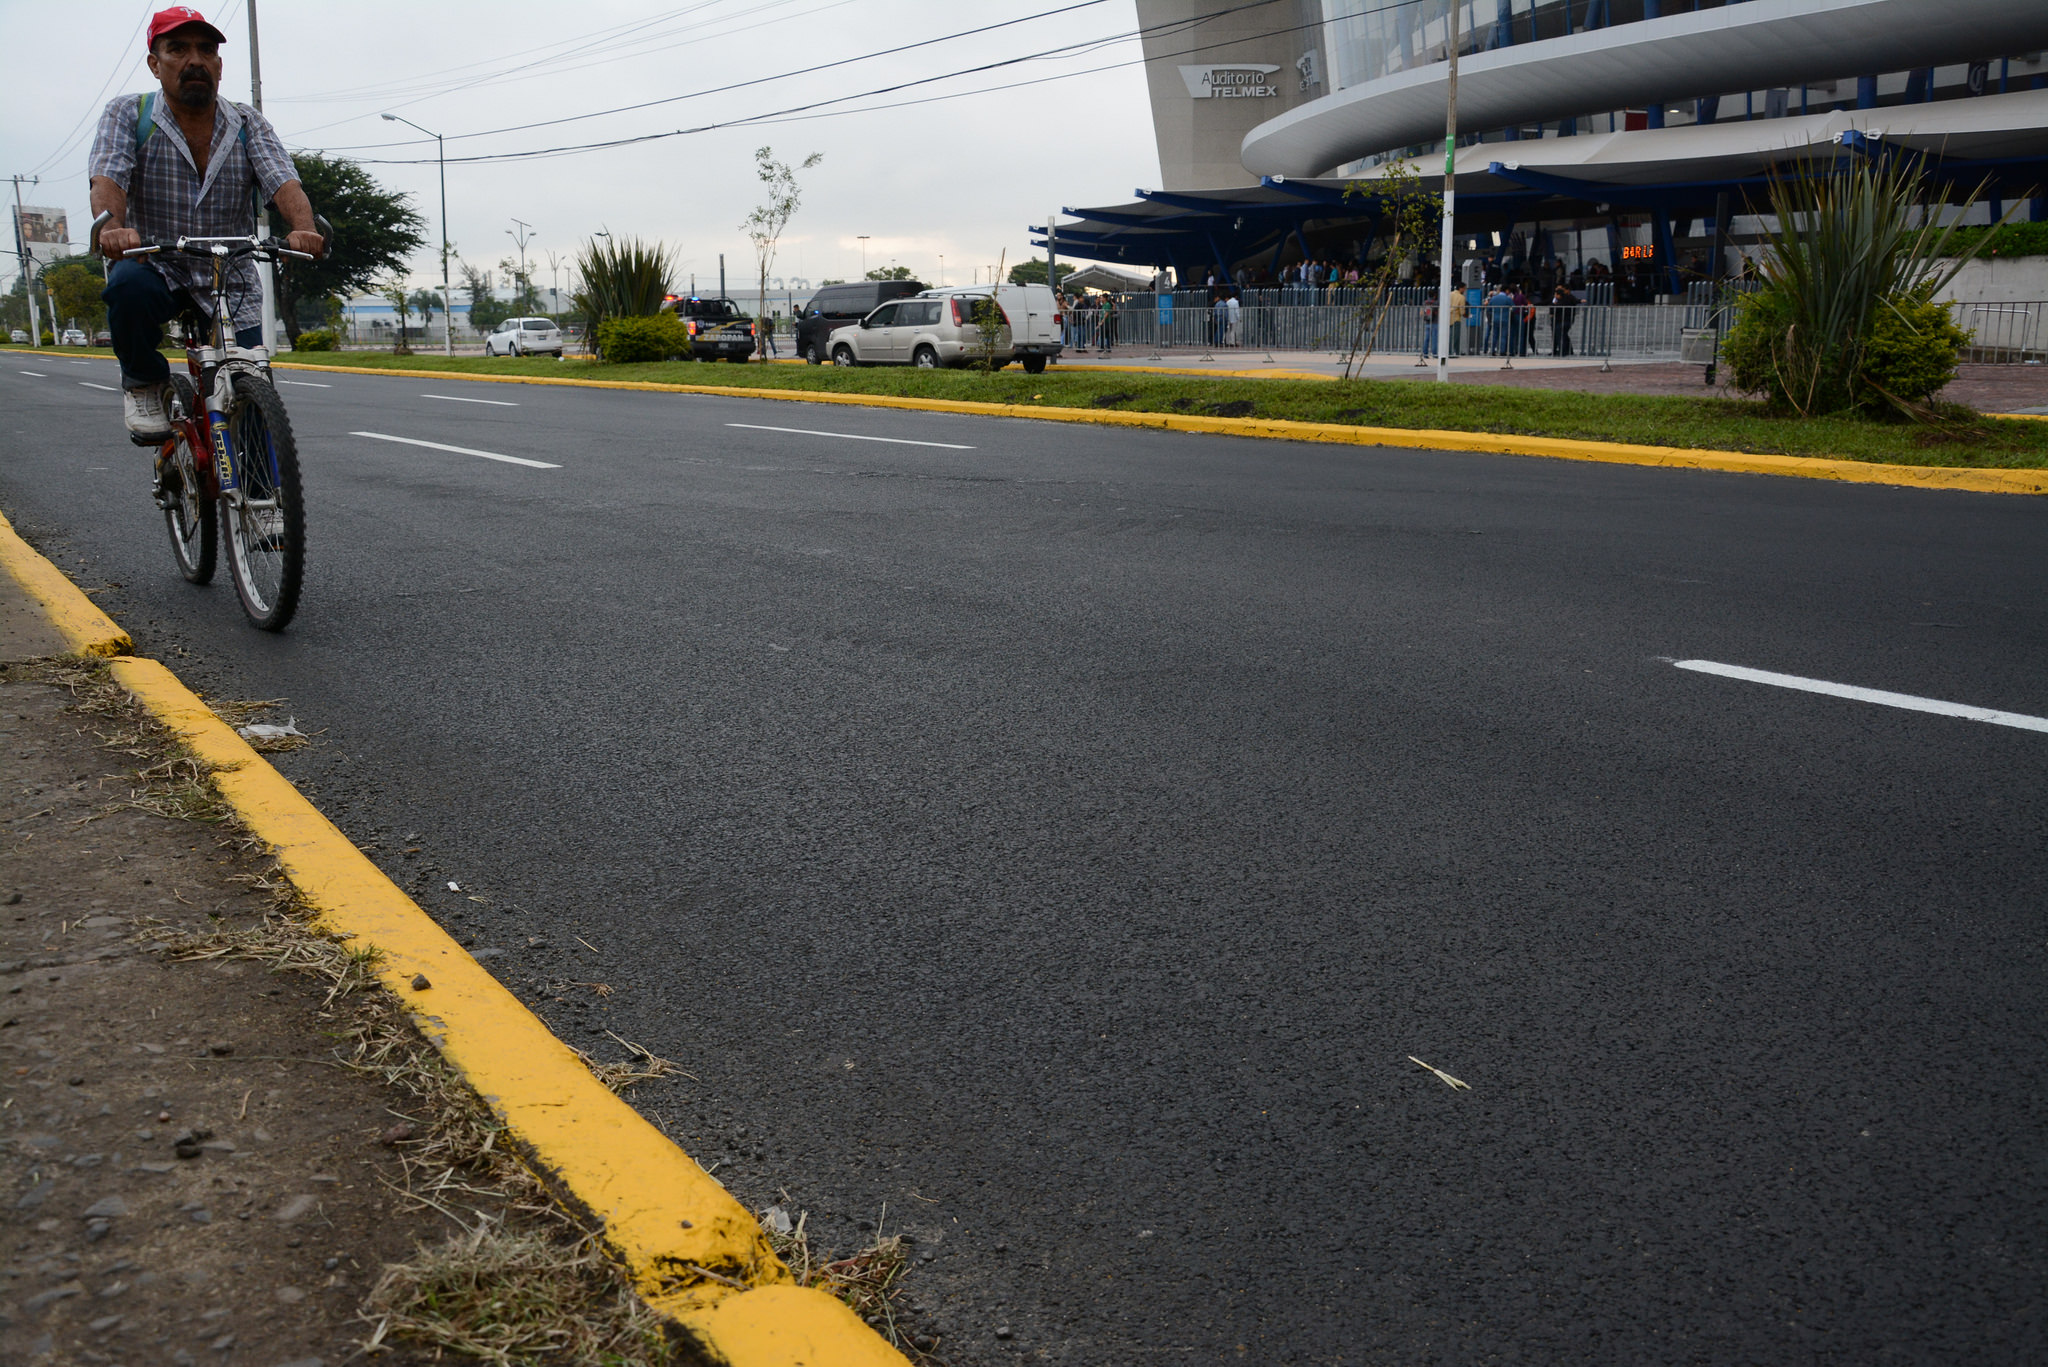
[0,501,906,1364]
[105,654,913,1363]
[0,507,132,656]
[253,356,2048,497]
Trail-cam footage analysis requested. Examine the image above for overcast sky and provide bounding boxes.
[2,0,1158,295]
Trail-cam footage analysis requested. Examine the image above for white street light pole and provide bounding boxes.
[10,173,41,348]
[857,235,870,277]
[1434,0,1462,383]
[507,218,535,313]
[248,0,284,351]
[381,113,454,355]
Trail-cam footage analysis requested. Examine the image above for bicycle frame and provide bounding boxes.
[126,234,308,501]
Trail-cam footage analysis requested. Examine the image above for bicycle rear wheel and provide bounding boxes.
[160,374,215,584]
[221,372,305,631]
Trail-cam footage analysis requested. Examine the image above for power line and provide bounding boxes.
[323,0,1371,167]
[300,0,1116,152]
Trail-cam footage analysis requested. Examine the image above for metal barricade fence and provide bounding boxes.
[1949,300,2046,363]
[1053,290,2045,365]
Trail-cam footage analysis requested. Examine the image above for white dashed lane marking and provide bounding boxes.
[1671,659,2048,734]
[421,393,518,407]
[350,431,560,469]
[725,422,975,450]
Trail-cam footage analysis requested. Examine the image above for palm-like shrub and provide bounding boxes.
[573,236,678,358]
[1723,152,2006,416]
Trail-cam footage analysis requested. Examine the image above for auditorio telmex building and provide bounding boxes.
[1043,0,2048,296]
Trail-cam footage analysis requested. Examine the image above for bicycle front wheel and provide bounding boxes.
[221,372,305,631]
[161,374,215,584]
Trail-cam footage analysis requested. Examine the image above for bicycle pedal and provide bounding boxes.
[130,431,169,448]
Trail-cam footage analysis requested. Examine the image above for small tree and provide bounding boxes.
[460,261,509,335]
[1336,160,1442,380]
[742,146,823,362]
[380,281,413,353]
[408,288,443,340]
[269,152,426,344]
[864,265,914,281]
[1006,260,1076,288]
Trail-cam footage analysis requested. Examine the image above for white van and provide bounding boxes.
[827,284,1063,372]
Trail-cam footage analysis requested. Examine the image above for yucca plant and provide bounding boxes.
[1726,150,2015,416]
[573,235,678,356]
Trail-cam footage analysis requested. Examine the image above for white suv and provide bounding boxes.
[484,316,563,357]
[827,285,1063,372]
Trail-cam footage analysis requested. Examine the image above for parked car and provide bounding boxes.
[669,297,758,361]
[483,316,563,357]
[8,329,25,344]
[60,328,89,346]
[94,330,113,346]
[796,280,926,364]
[826,284,1064,372]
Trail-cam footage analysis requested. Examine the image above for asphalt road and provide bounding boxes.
[5,355,2045,1365]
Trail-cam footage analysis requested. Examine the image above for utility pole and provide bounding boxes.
[1434,0,1461,383]
[1046,213,1058,295]
[857,235,870,277]
[10,175,41,348]
[383,114,453,353]
[718,253,725,301]
[506,218,534,312]
[545,249,564,314]
[247,0,286,351]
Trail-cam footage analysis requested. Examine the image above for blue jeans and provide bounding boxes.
[102,258,262,390]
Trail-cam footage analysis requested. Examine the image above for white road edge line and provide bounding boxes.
[277,379,332,388]
[725,422,975,450]
[350,430,560,469]
[422,393,519,407]
[79,381,119,392]
[1671,659,2048,734]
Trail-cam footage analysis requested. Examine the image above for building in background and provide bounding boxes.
[1045,0,2048,295]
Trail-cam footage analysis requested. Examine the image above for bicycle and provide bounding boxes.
[96,213,321,631]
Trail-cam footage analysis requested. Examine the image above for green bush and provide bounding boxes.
[594,313,691,363]
[294,328,338,351]
[1862,292,1971,407]
[1725,285,1969,414]
[40,330,54,347]
[1938,220,2048,260]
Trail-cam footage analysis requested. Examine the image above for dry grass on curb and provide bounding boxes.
[766,1204,935,1364]
[361,1220,676,1367]
[13,654,940,1364]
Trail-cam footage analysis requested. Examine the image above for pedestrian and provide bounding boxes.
[1421,294,1437,358]
[1447,286,1468,356]
[1550,284,1578,356]
[1509,284,1532,356]
[1483,283,1510,354]
[1224,288,1241,346]
[1099,292,1117,352]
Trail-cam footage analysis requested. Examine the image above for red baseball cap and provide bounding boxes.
[147,7,227,49]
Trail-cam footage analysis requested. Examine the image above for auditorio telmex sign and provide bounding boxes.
[1179,64,1281,99]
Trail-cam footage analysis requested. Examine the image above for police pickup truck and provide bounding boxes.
[670,296,758,361]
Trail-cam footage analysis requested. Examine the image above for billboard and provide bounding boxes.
[15,205,69,245]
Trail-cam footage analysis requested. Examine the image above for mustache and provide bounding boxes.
[179,69,214,84]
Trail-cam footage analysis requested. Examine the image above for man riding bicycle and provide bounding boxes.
[88,6,324,442]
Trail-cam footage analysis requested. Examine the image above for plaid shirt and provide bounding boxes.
[88,93,297,332]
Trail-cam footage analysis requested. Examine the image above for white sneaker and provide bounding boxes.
[123,384,172,438]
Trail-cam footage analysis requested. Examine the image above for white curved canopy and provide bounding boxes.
[1242,0,2048,178]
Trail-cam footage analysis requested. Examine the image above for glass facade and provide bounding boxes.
[1316,0,2048,173]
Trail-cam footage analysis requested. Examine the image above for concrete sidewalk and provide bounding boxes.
[2,571,446,1366]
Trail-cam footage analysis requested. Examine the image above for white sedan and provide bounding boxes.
[483,317,564,357]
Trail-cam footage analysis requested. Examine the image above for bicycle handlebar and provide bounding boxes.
[120,235,315,263]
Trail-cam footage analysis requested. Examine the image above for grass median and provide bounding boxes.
[17,344,2047,468]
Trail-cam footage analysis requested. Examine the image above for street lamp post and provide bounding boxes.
[380,112,453,355]
[857,235,870,277]
[507,218,535,314]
